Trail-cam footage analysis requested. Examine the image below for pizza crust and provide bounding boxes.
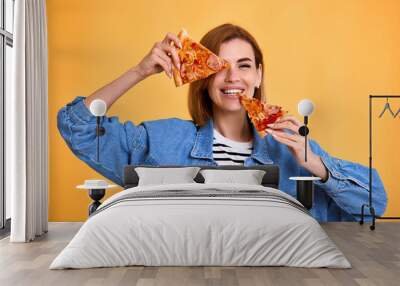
[171,29,187,87]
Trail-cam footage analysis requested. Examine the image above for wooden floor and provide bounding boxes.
[0,222,398,286]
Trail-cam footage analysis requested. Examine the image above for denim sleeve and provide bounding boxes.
[308,139,388,220]
[57,96,147,186]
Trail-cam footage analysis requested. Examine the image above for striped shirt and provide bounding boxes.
[212,129,253,165]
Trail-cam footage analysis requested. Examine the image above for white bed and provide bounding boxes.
[50,183,351,269]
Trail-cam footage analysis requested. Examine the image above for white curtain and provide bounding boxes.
[7,0,48,242]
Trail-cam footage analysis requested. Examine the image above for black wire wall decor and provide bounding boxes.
[360,95,400,230]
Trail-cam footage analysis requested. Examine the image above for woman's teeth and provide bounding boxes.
[221,89,244,95]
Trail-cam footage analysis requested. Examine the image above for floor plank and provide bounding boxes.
[0,222,398,286]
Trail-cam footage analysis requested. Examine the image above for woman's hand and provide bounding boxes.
[266,115,329,181]
[266,115,309,165]
[136,33,182,79]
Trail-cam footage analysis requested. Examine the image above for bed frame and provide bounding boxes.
[123,165,280,189]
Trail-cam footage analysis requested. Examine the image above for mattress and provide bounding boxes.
[50,183,351,269]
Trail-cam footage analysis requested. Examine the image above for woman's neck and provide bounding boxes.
[213,109,253,142]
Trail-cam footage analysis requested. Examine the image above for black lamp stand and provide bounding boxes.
[88,189,106,215]
[96,116,106,162]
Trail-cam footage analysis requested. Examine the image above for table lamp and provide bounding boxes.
[289,99,321,210]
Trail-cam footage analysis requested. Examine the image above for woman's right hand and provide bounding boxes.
[136,33,182,79]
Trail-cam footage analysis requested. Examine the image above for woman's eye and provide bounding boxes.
[239,64,251,69]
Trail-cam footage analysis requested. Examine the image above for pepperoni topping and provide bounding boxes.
[206,54,222,71]
[181,50,195,65]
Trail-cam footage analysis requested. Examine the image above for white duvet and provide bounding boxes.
[50,183,351,269]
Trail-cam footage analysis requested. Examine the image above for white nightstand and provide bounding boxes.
[77,180,117,215]
[289,176,321,210]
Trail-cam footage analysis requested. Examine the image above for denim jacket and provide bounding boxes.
[58,96,387,222]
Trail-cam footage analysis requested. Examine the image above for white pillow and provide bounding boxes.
[135,167,201,186]
[200,169,266,185]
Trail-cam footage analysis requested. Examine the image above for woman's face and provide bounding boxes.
[208,38,262,113]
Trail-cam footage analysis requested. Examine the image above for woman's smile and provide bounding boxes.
[221,92,240,100]
[220,87,245,100]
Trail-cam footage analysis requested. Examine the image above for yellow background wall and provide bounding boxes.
[47,0,400,221]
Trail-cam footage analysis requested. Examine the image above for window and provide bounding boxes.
[0,0,14,236]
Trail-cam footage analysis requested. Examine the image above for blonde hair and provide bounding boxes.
[188,23,265,126]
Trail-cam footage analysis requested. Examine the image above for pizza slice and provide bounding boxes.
[171,29,230,86]
[238,95,287,137]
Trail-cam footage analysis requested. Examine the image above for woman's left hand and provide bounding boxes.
[266,115,311,166]
[267,115,329,182]
[266,115,329,182]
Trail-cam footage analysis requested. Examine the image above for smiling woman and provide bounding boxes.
[57,23,387,222]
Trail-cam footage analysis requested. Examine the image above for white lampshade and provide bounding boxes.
[298,99,314,116]
[89,99,107,116]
